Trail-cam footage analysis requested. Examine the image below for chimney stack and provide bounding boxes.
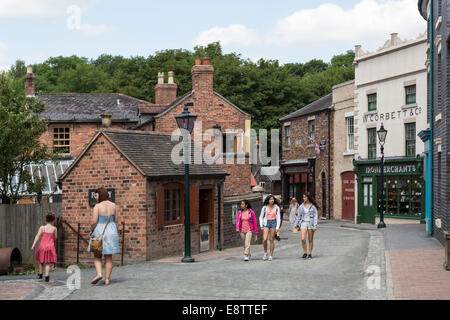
[191,57,214,96]
[154,71,177,105]
[25,66,35,97]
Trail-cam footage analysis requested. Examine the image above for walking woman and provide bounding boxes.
[288,197,299,232]
[259,195,281,261]
[294,193,319,259]
[88,187,120,285]
[236,200,259,261]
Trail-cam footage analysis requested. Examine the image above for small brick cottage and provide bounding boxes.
[58,129,227,264]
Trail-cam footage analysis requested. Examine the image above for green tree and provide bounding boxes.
[0,73,51,204]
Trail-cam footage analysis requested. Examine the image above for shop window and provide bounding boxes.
[368,128,377,159]
[53,127,70,155]
[405,85,416,105]
[285,125,291,148]
[368,93,377,112]
[379,176,422,217]
[405,123,416,156]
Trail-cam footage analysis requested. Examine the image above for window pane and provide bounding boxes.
[368,94,377,111]
[398,177,410,215]
[405,123,416,156]
[411,179,422,216]
[165,190,171,221]
[386,179,398,215]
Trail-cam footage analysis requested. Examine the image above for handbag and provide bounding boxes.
[90,213,113,254]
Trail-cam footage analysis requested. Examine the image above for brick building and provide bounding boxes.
[418,0,450,246]
[279,94,334,219]
[58,129,227,264]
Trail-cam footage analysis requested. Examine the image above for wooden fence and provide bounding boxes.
[0,203,62,265]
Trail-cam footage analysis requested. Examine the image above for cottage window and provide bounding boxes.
[367,93,377,111]
[308,120,315,142]
[405,85,416,105]
[368,128,377,159]
[285,125,291,148]
[222,134,239,153]
[53,127,70,155]
[346,116,354,151]
[157,183,184,227]
[405,123,416,156]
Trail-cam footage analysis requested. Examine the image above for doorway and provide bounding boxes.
[199,188,214,252]
[341,171,355,221]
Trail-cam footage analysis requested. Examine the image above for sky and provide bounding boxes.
[0,0,426,71]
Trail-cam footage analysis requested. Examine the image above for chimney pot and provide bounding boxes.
[195,59,201,66]
[168,71,174,84]
[25,66,35,97]
[203,57,210,65]
[157,72,164,84]
[27,66,33,74]
[101,114,112,128]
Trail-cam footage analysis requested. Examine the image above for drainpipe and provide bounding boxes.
[429,0,434,236]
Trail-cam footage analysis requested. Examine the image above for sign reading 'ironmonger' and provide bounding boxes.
[363,106,422,123]
[365,164,418,175]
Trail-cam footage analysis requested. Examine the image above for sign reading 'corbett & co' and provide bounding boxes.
[365,164,418,175]
[363,106,422,124]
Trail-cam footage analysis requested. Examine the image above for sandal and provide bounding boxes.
[91,275,103,284]
[104,279,110,286]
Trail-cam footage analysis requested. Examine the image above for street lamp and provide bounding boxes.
[176,102,197,262]
[377,123,388,229]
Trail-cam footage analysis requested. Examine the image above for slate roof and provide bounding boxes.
[280,93,332,122]
[260,166,281,182]
[59,130,228,180]
[38,93,150,122]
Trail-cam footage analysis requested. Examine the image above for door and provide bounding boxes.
[360,177,376,224]
[341,172,355,220]
[199,188,214,252]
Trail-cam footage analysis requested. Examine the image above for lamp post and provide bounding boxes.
[377,123,388,229]
[176,102,197,262]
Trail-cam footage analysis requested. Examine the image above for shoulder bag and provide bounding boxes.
[90,213,113,254]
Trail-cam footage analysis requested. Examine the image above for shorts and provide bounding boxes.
[300,221,313,229]
[264,220,277,230]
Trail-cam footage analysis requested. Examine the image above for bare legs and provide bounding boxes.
[104,255,113,285]
[301,228,315,255]
[44,264,50,277]
[38,263,43,275]
[262,228,276,256]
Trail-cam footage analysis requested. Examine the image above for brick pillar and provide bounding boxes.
[155,71,177,105]
[25,66,35,97]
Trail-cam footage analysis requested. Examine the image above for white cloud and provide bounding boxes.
[267,0,426,49]
[194,24,260,47]
[0,0,98,18]
[79,24,116,37]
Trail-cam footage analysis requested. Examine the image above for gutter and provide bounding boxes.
[429,0,434,235]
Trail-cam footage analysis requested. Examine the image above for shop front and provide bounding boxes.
[354,156,425,224]
[280,158,315,207]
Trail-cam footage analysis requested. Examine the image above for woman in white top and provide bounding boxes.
[294,193,319,259]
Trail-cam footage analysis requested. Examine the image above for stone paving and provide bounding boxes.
[1,221,377,300]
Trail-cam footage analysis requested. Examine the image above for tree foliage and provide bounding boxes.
[6,43,355,134]
[0,73,51,203]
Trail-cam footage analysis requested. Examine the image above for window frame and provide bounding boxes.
[346,116,354,151]
[285,125,291,148]
[367,93,377,112]
[367,128,377,159]
[308,120,315,142]
[405,85,416,105]
[405,122,416,157]
[52,127,71,155]
[162,183,184,226]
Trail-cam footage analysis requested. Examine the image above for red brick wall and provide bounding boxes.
[146,178,221,260]
[155,83,177,105]
[61,134,148,265]
[40,123,132,159]
[281,111,334,218]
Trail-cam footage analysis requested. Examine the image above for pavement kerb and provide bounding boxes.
[385,250,395,300]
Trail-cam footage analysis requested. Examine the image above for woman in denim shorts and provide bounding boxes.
[259,195,281,261]
[294,193,318,259]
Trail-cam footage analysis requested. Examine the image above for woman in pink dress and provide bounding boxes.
[31,211,57,282]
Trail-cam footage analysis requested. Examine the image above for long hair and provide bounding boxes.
[263,194,280,207]
[95,187,109,203]
[240,199,253,211]
[45,211,55,223]
[303,192,319,210]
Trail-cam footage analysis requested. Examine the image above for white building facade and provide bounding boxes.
[353,32,428,225]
